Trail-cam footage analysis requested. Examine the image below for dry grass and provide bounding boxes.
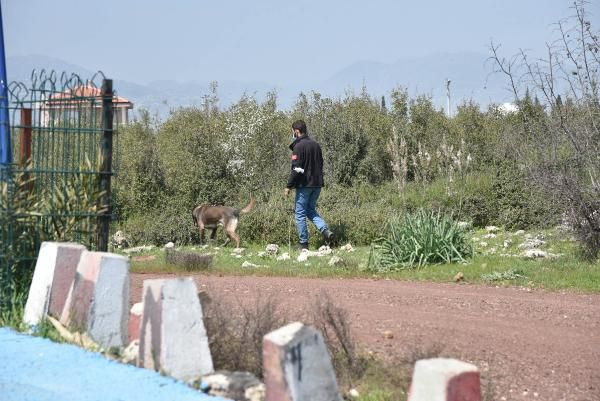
[164,248,213,271]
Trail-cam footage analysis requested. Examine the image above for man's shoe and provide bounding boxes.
[322,229,335,245]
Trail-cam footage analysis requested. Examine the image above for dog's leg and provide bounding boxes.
[210,228,218,241]
[198,221,206,245]
[224,217,240,248]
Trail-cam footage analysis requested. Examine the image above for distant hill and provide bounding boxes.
[7,53,512,119]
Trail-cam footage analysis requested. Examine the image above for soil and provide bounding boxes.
[130,273,600,401]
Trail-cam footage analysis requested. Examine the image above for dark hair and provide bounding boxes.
[292,120,307,135]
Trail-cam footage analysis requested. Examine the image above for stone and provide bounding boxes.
[483,233,497,239]
[138,278,213,382]
[382,330,394,339]
[478,242,488,248]
[129,302,143,342]
[521,249,548,259]
[297,252,309,262]
[233,247,246,256]
[485,226,499,233]
[276,252,291,261]
[266,244,279,256]
[348,388,360,398]
[201,371,265,401]
[340,243,355,252]
[317,245,332,255]
[263,322,342,401]
[518,238,545,249]
[112,230,129,249]
[165,242,175,249]
[242,261,260,268]
[123,245,154,254]
[60,251,129,349]
[514,230,526,236]
[503,239,512,248]
[23,242,86,326]
[454,272,464,282]
[121,339,139,365]
[408,358,481,401]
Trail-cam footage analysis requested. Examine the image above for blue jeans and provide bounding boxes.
[294,187,328,245]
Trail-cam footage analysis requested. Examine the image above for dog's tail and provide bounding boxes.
[240,195,256,214]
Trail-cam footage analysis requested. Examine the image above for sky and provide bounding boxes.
[3,0,594,86]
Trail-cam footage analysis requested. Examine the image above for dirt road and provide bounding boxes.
[130,273,600,401]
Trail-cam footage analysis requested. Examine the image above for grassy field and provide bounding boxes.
[126,227,600,293]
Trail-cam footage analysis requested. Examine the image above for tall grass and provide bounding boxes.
[370,210,473,271]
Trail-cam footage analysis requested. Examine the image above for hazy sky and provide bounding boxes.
[3,0,592,85]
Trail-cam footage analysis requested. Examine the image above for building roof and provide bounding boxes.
[46,85,133,109]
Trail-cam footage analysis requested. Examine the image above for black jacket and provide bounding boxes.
[286,135,325,188]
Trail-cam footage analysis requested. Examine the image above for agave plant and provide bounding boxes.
[370,209,473,271]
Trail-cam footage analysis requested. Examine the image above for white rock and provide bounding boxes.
[485,225,499,233]
[276,252,291,261]
[522,249,548,259]
[483,233,497,239]
[121,339,139,365]
[242,261,260,268]
[297,252,309,262]
[123,245,154,254]
[479,242,488,248]
[340,243,355,252]
[518,238,545,249]
[265,244,279,256]
[257,251,267,258]
[164,242,175,249]
[503,239,512,248]
[232,247,245,255]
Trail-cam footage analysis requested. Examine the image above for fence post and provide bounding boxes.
[97,79,113,252]
[19,108,32,165]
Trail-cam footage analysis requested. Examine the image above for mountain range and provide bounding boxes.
[7,53,512,119]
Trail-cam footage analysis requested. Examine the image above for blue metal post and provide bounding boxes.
[0,2,11,166]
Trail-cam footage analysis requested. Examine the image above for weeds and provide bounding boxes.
[481,268,527,282]
[370,209,473,271]
[203,293,285,377]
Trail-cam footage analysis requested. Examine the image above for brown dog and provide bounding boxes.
[192,196,255,248]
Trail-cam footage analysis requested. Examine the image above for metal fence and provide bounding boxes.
[0,70,120,311]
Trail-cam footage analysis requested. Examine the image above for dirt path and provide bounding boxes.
[130,273,600,401]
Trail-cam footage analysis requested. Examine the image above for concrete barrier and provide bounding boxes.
[138,278,213,382]
[263,322,342,401]
[60,251,129,349]
[23,242,86,326]
[408,358,481,401]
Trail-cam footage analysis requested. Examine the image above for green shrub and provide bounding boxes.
[370,209,473,271]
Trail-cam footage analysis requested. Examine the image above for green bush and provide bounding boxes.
[369,209,473,271]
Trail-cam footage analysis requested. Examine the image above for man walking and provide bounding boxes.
[283,120,334,249]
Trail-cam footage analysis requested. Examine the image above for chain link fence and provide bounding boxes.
[0,70,123,312]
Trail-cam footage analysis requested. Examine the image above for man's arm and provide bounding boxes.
[286,147,305,189]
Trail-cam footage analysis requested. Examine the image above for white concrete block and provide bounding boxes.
[138,278,213,382]
[408,358,481,401]
[23,242,86,326]
[263,322,342,401]
[60,251,129,349]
